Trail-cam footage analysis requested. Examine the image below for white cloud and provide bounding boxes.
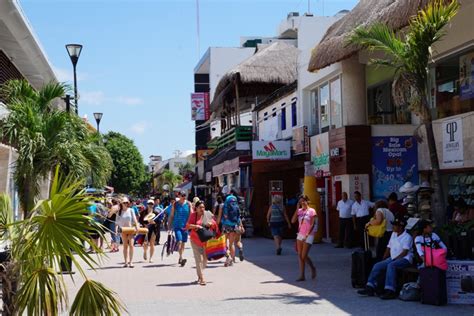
[81,91,106,106]
[130,121,148,135]
[53,66,88,82]
[182,150,195,157]
[116,96,144,106]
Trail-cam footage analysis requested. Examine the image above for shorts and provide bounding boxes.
[222,224,238,234]
[297,233,315,244]
[270,222,285,237]
[174,228,188,243]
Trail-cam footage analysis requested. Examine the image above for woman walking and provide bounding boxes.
[221,194,241,267]
[267,195,291,255]
[187,201,216,285]
[116,197,139,268]
[291,195,317,281]
[140,200,159,262]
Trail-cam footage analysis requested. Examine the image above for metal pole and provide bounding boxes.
[97,122,100,134]
[65,94,71,113]
[73,64,78,114]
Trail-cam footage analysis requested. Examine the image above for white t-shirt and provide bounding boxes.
[116,208,136,228]
[337,199,353,219]
[351,200,374,217]
[376,208,395,232]
[388,230,413,263]
[414,233,447,257]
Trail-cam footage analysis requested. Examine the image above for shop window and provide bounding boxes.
[367,81,411,124]
[281,108,286,130]
[431,50,474,119]
[310,90,319,135]
[330,78,342,129]
[291,101,297,127]
[319,83,330,132]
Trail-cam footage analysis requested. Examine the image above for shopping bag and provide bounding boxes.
[367,219,386,238]
[205,234,226,261]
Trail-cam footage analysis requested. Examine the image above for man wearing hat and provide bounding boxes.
[358,217,413,299]
[168,190,192,267]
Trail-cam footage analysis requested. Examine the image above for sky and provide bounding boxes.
[21,0,358,162]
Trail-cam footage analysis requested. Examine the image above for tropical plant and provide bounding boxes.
[0,79,113,217]
[0,167,126,315]
[103,131,148,195]
[178,162,195,181]
[349,0,460,225]
[157,169,183,191]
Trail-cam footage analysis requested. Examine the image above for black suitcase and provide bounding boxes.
[351,232,373,288]
[419,237,447,305]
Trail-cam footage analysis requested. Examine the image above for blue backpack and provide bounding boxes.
[224,196,240,224]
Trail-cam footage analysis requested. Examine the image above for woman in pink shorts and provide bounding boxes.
[291,195,317,281]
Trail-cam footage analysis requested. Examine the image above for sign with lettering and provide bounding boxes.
[191,93,210,121]
[252,141,291,160]
[371,136,418,200]
[310,133,330,177]
[442,117,464,168]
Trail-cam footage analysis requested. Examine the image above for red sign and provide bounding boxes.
[191,93,210,121]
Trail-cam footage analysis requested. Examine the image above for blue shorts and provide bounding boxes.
[174,228,188,243]
[270,222,285,237]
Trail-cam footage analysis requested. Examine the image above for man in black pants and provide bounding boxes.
[351,191,374,248]
[335,192,354,248]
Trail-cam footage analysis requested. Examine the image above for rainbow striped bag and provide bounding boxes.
[205,234,226,261]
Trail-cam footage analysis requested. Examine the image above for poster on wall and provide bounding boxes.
[460,52,474,101]
[310,133,330,177]
[191,93,210,121]
[371,136,418,200]
[442,117,464,168]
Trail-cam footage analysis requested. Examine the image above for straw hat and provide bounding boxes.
[399,182,419,193]
[144,213,155,222]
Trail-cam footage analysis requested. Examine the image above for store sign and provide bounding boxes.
[442,118,464,168]
[292,126,309,155]
[349,174,370,200]
[371,136,418,200]
[252,141,291,160]
[191,93,210,121]
[330,147,342,157]
[197,149,214,162]
[310,133,330,177]
[205,172,212,183]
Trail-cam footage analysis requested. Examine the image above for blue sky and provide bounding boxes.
[21,0,357,162]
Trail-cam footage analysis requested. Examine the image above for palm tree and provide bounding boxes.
[157,169,183,191]
[0,79,112,217]
[349,0,459,225]
[0,167,126,315]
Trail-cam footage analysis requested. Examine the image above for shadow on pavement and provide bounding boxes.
[224,292,321,305]
[157,281,214,287]
[142,263,175,268]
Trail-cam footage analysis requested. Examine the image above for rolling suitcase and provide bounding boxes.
[420,237,447,305]
[351,231,373,288]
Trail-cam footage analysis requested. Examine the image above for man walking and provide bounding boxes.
[153,197,165,245]
[351,191,374,248]
[335,192,354,248]
[168,190,192,267]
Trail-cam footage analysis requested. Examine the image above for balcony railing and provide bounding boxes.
[207,126,252,150]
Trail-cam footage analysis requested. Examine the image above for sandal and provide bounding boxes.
[199,280,207,286]
[129,263,135,268]
[296,277,305,282]
[123,263,129,268]
[180,259,187,267]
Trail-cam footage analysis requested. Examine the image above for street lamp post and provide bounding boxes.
[65,44,83,115]
[93,112,103,133]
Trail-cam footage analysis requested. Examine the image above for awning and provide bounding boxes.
[174,181,192,191]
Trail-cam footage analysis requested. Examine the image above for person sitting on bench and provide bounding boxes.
[357,217,413,299]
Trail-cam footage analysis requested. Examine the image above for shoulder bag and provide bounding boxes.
[367,209,386,238]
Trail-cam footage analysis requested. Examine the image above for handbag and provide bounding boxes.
[197,227,215,242]
[423,236,448,271]
[367,218,386,238]
[399,282,421,301]
[205,234,226,261]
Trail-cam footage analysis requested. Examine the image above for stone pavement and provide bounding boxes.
[65,233,473,315]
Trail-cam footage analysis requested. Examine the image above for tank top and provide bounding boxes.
[173,201,190,229]
[270,204,284,223]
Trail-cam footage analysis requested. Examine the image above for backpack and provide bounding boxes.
[224,196,240,224]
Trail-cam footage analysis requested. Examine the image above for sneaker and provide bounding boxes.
[239,249,244,262]
[357,286,375,297]
[380,290,397,300]
[180,259,187,267]
[276,248,282,255]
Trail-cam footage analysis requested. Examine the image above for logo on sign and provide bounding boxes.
[446,121,457,142]
[256,142,288,158]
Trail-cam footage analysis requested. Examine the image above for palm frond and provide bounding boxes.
[69,280,127,316]
[0,194,13,241]
[37,82,68,112]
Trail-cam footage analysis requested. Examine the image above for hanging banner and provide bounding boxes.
[293,126,309,155]
[371,136,418,200]
[191,93,210,121]
[252,141,291,160]
[442,117,464,168]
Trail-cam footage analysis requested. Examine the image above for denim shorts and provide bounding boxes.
[174,228,188,243]
[270,222,285,237]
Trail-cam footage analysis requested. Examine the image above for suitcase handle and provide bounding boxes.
[364,230,370,252]
[423,234,434,268]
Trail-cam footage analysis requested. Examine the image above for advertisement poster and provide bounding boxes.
[252,141,291,160]
[191,93,210,121]
[460,52,474,101]
[310,133,330,177]
[442,117,464,168]
[293,126,309,155]
[371,136,418,200]
[447,260,474,304]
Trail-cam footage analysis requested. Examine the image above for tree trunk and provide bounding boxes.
[21,180,35,219]
[424,119,447,225]
[1,262,19,316]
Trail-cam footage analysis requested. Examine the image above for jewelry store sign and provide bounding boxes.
[442,117,463,168]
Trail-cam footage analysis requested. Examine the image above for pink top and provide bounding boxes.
[297,207,317,235]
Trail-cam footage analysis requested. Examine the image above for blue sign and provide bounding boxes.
[372,136,418,200]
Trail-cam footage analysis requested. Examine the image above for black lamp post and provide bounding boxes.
[93,112,103,133]
[65,44,83,115]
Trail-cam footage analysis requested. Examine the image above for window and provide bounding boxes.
[430,50,474,119]
[319,83,329,132]
[330,78,342,129]
[281,108,287,130]
[291,101,297,127]
[310,90,319,134]
[367,81,411,124]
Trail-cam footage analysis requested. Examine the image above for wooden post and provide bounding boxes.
[234,75,241,126]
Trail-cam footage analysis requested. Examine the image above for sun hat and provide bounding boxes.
[121,196,130,203]
[147,199,154,205]
[193,197,200,204]
[399,182,419,193]
[144,213,155,222]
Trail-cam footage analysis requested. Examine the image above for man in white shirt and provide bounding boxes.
[335,192,354,248]
[357,218,413,299]
[351,191,375,248]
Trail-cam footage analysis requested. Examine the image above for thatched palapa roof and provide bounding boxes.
[308,0,430,72]
[212,41,298,111]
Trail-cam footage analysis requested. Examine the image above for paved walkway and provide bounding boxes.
[65,233,473,315]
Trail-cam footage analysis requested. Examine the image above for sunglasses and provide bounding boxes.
[147,203,154,205]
